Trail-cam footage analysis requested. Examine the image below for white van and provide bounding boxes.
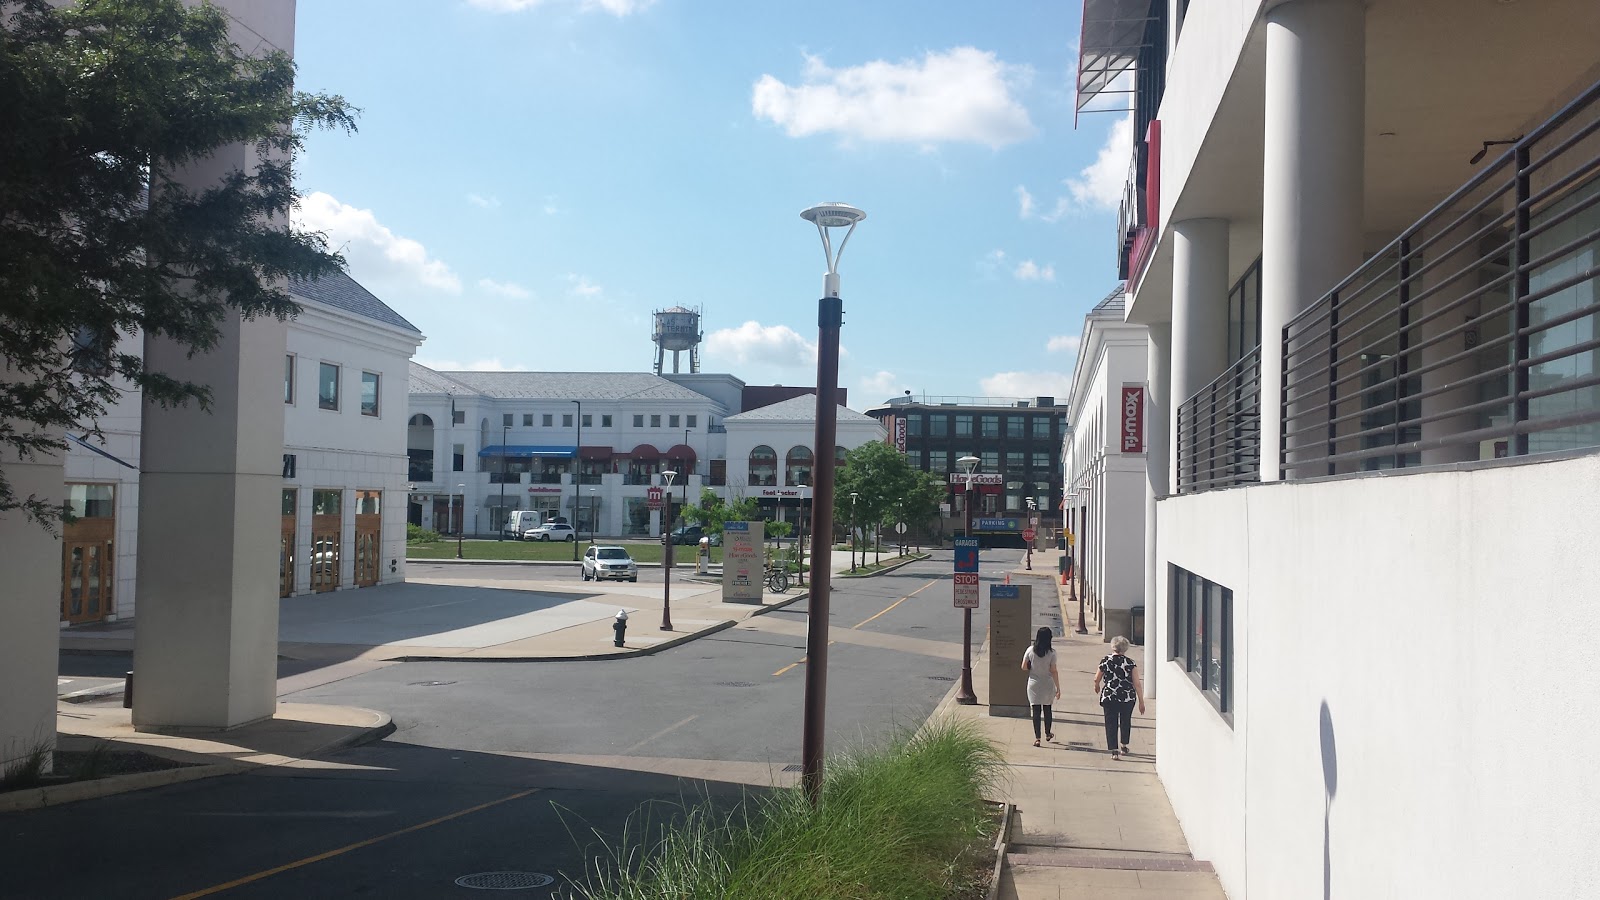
[501,510,542,540]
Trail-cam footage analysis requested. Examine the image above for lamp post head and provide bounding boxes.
[662,470,678,486]
[957,455,980,474]
[801,202,866,297]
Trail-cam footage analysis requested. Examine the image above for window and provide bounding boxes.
[981,450,999,471]
[669,415,680,428]
[318,363,340,410]
[785,445,813,486]
[954,415,972,438]
[1032,451,1050,469]
[355,490,380,515]
[686,415,697,428]
[563,414,573,427]
[1006,417,1024,439]
[749,445,778,487]
[1032,417,1052,440]
[980,415,1000,438]
[908,416,925,437]
[453,409,465,425]
[282,489,296,517]
[66,484,115,518]
[312,489,342,516]
[452,443,465,472]
[930,415,950,437]
[910,449,926,469]
[361,372,380,417]
[633,415,644,428]
[1169,565,1233,718]
[650,414,662,428]
[928,452,949,474]
[1006,451,1024,471]
[603,415,614,428]
[582,414,592,428]
[524,414,534,426]
[543,414,554,427]
[284,355,295,404]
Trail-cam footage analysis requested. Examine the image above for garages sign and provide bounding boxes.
[1120,384,1145,454]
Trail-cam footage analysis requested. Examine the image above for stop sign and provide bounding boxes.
[1022,528,1037,542]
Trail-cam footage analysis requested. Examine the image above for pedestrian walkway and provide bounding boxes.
[937,548,1227,899]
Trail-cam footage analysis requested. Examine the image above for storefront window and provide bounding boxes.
[67,484,114,518]
[312,489,341,516]
[749,445,778,486]
[355,490,381,515]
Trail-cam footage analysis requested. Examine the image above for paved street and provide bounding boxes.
[21,551,1060,899]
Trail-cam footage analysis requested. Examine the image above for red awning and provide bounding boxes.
[663,444,697,462]
[578,446,613,460]
[627,444,660,459]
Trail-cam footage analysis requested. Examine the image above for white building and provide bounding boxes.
[1061,288,1148,640]
[406,368,885,538]
[1076,1,1600,897]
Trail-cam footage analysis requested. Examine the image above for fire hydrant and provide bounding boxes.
[697,536,710,575]
[612,609,629,647]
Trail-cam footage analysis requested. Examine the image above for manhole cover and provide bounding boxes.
[409,681,456,687]
[925,675,956,682]
[455,871,555,890]
[715,681,757,687]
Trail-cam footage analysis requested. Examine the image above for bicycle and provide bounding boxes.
[764,564,790,594]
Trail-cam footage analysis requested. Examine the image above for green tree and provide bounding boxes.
[0,0,356,525]
[835,441,921,561]
[893,470,946,550]
[681,488,760,542]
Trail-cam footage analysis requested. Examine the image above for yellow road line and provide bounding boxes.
[168,787,543,900]
[773,640,837,677]
[852,579,939,630]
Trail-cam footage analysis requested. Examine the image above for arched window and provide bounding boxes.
[749,445,777,487]
[407,415,435,482]
[835,446,849,467]
[785,446,813,486]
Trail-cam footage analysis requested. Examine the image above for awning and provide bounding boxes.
[1075,0,1154,123]
[477,445,576,459]
[578,445,614,460]
[626,444,660,459]
[663,444,697,462]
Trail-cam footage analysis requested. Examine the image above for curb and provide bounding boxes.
[394,619,739,663]
[985,801,1016,900]
[835,554,931,579]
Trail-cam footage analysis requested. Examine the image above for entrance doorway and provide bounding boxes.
[61,483,115,625]
[281,488,297,597]
[354,489,381,587]
[311,488,341,592]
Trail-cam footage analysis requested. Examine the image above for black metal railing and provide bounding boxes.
[1282,79,1600,476]
[488,472,521,484]
[1176,347,1262,492]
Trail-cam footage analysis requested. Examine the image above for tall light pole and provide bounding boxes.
[588,486,598,544]
[849,491,860,573]
[571,400,582,561]
[799,201,864,801]
[956,454,980,705]
[497,425,509,540]
[1025,497,1036,570]
[660,469,677,631]
[456,482,466,559]
[798,481,809,587]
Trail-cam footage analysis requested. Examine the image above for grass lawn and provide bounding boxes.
[406,539,723,565]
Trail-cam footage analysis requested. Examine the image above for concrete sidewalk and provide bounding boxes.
[940,549,1226,899]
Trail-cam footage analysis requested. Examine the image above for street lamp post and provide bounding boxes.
[497,425,509,540]
[588,487,598,544]
[456,482,466,559]
[798,483,809,587]
[571,401,582,561]
[956,454,980,705]
[849,492,860,573]
[661,469,677,631]
[1025,498,1036,570]
[799,201,864,801]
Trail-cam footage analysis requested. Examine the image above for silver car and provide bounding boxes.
[582,545,638,582]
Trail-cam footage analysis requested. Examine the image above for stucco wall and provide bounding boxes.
[1155,451,1600,899]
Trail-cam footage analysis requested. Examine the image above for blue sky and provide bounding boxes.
[290,0,1130,409]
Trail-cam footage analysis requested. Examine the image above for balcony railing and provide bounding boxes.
[1176,347,1262,493]
[488,472,520,484]
[1282,78,1600,476]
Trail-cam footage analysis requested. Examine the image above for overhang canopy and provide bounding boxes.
[626,444,660,459]
[1076,0,1154,122]
[578,445,614,459]
[477,445,575,458]
[663,444,697,462]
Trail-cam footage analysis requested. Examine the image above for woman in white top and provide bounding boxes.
[1020,627,1061,747]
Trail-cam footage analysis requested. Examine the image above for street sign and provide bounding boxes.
[953,537,979,573]
[1022,528,1036,542]
[1067,531,1075,546]
[894,522,907,534]
[1029,516,1039,526]
[953,572,979,608]
[990,584,1021,600]
[646,486,663,510]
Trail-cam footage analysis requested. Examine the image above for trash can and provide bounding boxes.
[1056,536,1066,551]
[1129,605,1145,646]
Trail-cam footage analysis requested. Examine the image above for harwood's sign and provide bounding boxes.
[947,473,1005,486]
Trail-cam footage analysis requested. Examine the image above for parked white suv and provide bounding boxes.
[582,546,638,582]
[524,523,576,542]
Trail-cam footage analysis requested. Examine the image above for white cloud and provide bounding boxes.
[751,47,1034,149]
[466,193,500,209]
[1064,114,1133,212]
[1015,185,1035,219]
[415,356,525,372]
[478,278,532,300]
[293,191,461,293]
[567,274,603,297]
[543,196,561,215]
[1046,334,1081,354]
[705,321,817,368]
[858,370,905,399]
[980,371,1074,400]
[1013,260,1056,282]
[466,0,653,15]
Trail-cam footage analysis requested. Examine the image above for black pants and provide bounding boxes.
[1102,699,1135,750]
[1030,704,1053,740]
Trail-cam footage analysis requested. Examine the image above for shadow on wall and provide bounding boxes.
[1320,700,1338,900]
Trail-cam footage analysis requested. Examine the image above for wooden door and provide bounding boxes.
[62,517,114,625]
[281,488,298,598]
[310,514,341,592]
[354,515,380,586]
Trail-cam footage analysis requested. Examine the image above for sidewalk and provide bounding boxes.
[939,548,1226,899]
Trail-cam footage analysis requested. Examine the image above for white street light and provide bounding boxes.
[661,469,678,631]
[955,454,980,705]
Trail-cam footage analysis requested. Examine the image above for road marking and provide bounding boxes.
[623,715,699,754]
[773,640,837,677]
[167,787,542,900]
[852,579,939,630]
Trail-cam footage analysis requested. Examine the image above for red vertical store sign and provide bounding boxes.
[1120,385,1145,453]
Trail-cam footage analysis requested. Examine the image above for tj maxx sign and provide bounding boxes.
[1120,384,1145,454]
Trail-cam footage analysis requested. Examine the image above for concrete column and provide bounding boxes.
[1144,322,1172,695]
[1170,219,1232,491]
[1260,0,1366,481]
[131,0,295,731]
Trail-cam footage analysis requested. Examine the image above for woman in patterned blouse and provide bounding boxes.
[1093,635,1145,759]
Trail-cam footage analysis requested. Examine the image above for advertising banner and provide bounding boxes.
[721,520,765,603]
[894,417,907,452]
[1120,384,1146,453]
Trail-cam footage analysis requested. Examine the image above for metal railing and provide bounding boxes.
[488,472,520,484]
[1282,78,1600,476]
[1176,347,1262,492]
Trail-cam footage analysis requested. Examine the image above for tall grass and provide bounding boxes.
[566,717,1004,900]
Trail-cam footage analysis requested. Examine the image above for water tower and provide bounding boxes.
[652,305,703,374]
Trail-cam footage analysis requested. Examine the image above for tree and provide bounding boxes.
[834,441,921,561]
[681,488,759,543]
[894,470,946,551]
[0,0,357,525]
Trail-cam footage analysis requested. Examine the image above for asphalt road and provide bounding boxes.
[27,551,1063,899]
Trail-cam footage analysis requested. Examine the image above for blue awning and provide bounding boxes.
[478,445,576,459]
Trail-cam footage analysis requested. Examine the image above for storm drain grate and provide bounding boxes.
[715,681,757,688]
[781,764,804,773]
[455,871,555,890]
[925,675,957,682]
[409,681,456,687]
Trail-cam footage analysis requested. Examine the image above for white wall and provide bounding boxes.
[1155,452,1600,900]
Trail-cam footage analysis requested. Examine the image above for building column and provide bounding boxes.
[1144,322,1172,695]
[1170,219,1232,491]
[130,0,294,732]
[1260,0,1367,481]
